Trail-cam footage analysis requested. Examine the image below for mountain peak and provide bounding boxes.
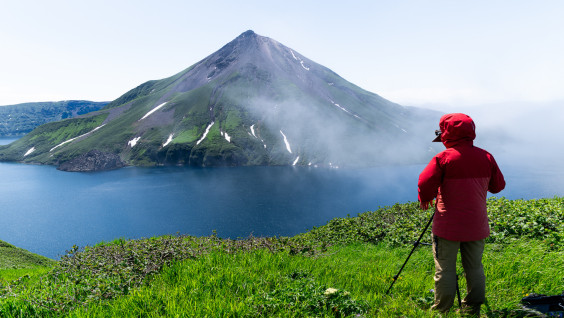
[208,30,268,72]
[240,30,256,37]
[232,30,259,44]
[0,30,439,170]
[217,30,261,52]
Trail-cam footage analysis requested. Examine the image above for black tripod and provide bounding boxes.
[386,210,462,307]
[386,210,435,295]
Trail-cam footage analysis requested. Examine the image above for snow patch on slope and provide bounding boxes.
[290,50,310,71]
[250,124,266,148]
[196,122,214,145]
[250,124,257,138]
[331,100,352,115]
[220,131,231,143]
[330,100,365,121]
[290,50,298,60]
[292,156,300,166]
[24,147,35,157]
[50,124,106,152]
[128,137,141,148]
[140,102,168,121]
[280,130,292,153]
[163,134,174,147]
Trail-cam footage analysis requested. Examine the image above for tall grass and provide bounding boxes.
[67,241,563,317]
[0,197,562,317]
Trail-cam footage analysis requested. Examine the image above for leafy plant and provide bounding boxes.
[0,197,562,317]
[247,271,368,317]
[487,197,564,249]
[294,197,563,251]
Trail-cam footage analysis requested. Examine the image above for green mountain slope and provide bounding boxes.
[0,31,441,170]
[0,240,55,269]
[0,100,108,137]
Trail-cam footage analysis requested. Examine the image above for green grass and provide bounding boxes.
[0,240,56,297]
[0,197,562,317]
[171,126,199,144]
[0,114,108,164]
[0,240,55,270]
[58,241,564,318]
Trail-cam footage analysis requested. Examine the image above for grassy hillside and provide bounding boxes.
[0,114,109,164]
[0,240,55,269]
[0,240,56,284]
[0,101,108,137]
[0,197,562,317]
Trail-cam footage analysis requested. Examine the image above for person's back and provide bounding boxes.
[418,113,505,315]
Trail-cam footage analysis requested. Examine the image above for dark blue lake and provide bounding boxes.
[1,138,562,259]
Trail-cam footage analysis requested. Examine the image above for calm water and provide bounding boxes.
[1,137,562,259]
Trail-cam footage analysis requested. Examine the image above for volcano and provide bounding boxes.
[0,30,440,171]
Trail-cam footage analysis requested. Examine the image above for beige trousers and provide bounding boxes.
[431,236,486,315]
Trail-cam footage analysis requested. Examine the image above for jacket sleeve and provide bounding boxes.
[418,155,443,203]
[488,155,506,194]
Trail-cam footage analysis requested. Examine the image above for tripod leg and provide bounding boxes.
[456,273,462,307]
[386,211,435,295]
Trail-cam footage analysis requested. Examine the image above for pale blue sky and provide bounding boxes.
[1,0,563,110]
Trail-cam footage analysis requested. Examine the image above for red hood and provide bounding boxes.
[439,113,476,148]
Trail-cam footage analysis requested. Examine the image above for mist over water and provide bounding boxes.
[0,159,561,260]
[429,101,564,199]
[1,101,563,260]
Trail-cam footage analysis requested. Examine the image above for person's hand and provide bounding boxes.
[420,200,434,210]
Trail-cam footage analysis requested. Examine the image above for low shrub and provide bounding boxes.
[294,197,563,250]
[0,197,561,317]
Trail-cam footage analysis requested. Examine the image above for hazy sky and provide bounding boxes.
[1,1,563,111]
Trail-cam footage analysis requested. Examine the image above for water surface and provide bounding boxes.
[1,135,562,259]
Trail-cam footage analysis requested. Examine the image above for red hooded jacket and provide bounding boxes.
[418,113,505,241]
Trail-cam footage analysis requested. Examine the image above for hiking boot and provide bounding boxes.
[459,304,481,317]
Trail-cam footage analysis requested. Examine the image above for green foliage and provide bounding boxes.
[64,240,561,318]
[0,113,109,164]
[0,197,562,317]
[65,249,368,318]
[483,241,564,314]
[34,116,107,146]
[170,126,199,144]
[0,240,55,270]
[247,271,368,317]
[487,197,564,249]
[0,101,107,137]
[0,235,304,315]
[294,197,564,251]
[170,85,212,119]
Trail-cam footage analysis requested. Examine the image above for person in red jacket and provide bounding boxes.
[418,113,505,316]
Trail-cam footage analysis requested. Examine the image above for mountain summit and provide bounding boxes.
[0,30,439,171]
